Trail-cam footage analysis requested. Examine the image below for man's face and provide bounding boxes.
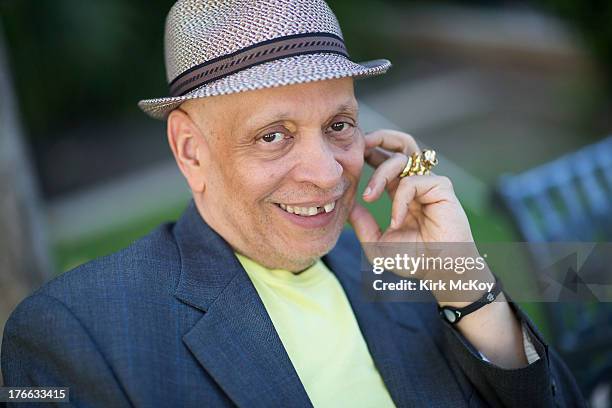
[183,78,364,271]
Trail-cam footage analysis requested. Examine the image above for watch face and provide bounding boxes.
[443,308,457,323]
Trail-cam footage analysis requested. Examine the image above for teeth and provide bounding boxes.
[296,207,312,216]
[277,201,336,217]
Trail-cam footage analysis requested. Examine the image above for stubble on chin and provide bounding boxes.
[240,188,355,271]
[258,220,345,272]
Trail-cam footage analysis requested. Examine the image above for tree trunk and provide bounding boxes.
[0,23,52,384]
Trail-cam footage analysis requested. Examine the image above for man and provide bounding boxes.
[2,0,585,407]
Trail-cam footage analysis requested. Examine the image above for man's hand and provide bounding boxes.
[349,129,474,244]
[348,129,528,369]
[348,129,483,285]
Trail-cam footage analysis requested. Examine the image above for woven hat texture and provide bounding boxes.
[138,0,391,119]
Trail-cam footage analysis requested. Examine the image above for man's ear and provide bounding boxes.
[167,108,209,193]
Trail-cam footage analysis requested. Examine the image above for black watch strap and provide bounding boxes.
[438,276,502,325]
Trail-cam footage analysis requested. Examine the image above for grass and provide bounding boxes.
[53,202,188,273]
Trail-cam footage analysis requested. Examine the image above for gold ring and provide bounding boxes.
[399,149,438,178]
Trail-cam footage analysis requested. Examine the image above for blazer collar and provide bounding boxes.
[322,234,465,407]
[172,199,240,312]
[171,200,463,407]
[173,200,312,407]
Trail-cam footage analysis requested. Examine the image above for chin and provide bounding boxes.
[267,199,351,267]
[289,224,344,261]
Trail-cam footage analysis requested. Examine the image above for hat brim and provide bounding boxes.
[138,53,391,120]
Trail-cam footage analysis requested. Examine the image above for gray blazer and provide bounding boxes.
[2,200,585,407]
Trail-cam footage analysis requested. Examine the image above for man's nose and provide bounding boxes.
[292,133,343,189]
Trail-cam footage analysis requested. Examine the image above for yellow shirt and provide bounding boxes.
[236,253,396,408]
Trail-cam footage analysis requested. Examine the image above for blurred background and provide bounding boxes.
[1,0,611,404]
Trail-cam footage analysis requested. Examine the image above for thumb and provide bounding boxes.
[348,202,382,243]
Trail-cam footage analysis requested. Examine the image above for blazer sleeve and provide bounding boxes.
[441,300,587,408]
[1,293,131,407]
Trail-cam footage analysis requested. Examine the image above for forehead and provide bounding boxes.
[188,77,357,128]
[248,78,357,122]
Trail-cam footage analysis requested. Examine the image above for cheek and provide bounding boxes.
[232,163,285,204]
[337,138,365,178]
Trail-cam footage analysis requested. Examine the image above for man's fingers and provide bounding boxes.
[389,175,455,229]
[348,202,382,243]
[364,130,420,157]
[364,146,392,168]
[363,152,408,201]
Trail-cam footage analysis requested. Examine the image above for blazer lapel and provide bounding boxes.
[323,232,466,407]
[172,200,312,408]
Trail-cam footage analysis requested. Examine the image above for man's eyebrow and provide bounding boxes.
[246,112,291,130]
[334,101,359,114]
[247,100,359,130]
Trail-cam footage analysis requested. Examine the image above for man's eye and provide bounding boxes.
[329,122,352,132]
[260,132,285,143]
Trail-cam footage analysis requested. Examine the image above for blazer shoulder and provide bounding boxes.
[38,221,182,305]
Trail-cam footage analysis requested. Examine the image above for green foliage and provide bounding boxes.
[2,0,611,141]
[0,0,174,137]
[53,200,187,273]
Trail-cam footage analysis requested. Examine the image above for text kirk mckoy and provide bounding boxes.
[372,278,495,293]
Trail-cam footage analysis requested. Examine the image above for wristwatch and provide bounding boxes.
[438,276,502,325]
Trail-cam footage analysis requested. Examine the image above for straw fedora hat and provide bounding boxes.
[138,0,392,120]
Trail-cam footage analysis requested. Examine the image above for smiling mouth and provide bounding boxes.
[275,201,336,217]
